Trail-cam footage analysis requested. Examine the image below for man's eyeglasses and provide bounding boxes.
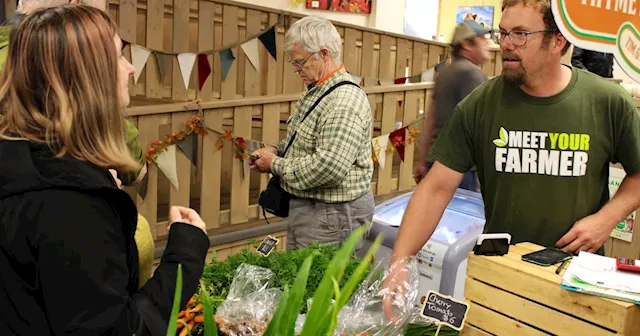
[287,52,317,70]
[490,29,558,47]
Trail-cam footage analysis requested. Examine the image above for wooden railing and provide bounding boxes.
[124,82,430,243]
[97,0,501,103]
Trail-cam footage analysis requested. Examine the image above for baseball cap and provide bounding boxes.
[451,19,492,45]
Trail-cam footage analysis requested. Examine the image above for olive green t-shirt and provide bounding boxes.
[431,66,640,248]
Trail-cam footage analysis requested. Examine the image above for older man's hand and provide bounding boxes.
[249,147,278,173]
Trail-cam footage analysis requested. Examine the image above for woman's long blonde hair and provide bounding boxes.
[0,5,138,172]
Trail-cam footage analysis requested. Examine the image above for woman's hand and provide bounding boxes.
[168,206,207,235]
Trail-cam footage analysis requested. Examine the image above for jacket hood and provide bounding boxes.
[0,140,119,199]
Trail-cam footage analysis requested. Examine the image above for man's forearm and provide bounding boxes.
[390,171,458,261]
[597,172,640,228]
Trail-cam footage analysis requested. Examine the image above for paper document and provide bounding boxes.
[561,252,640,304]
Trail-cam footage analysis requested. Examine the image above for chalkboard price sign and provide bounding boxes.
[419,290,470,332]
[257,236,279,257]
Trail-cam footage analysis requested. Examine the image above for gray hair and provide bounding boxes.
[284,16,342,64]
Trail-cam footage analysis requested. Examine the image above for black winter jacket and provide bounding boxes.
[571,46,614,78]
[0,140,210,335]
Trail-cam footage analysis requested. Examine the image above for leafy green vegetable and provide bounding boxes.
[166,264,183,336]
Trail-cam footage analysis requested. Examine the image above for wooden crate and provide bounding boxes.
[464,242,640,335]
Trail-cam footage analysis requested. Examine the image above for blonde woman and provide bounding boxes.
[0,5,209,335]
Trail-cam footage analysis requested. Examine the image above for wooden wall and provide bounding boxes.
[98,0,501,103]
[124,82,430,244]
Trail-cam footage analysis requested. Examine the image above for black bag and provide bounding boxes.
[259,80,360,218]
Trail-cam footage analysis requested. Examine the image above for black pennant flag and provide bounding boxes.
[177,133,198,172]
[258,26,277,60]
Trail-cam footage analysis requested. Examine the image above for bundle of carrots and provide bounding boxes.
[176,296,220,336]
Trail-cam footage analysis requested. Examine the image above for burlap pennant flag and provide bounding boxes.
[350,73,362,86]
[241,38,261,70]
[219,49,236,81]
[176,133,198,171]
[197,54,211,91]
[156,145,179,190]
[135,172,149,200]
[131,44,151,83]
[155,52,173,82]
[258,26,277,60]
[363,77,379,87]
[379,79,394,86]
[421,67,436,82]
[177,53,197,89]
[371,135,389,169]
[390,128,407,162]
[409,73,422,83]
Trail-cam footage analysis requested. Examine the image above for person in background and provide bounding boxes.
[0,0,148,187]
[249,15,374,251]
[571,46,614,78]
[0,6,209,334]
[0,0,156,288]
[413,19,491,191]
[383,0,640,318]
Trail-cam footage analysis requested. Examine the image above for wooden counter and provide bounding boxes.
[463,243,640,335]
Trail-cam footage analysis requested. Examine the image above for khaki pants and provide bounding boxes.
[286,190,374,251]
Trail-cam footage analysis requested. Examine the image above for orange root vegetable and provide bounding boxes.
[184,313,193,322]
[178,311,185,318]
[187,297,195,306]
[193,315,205,323]
[190,304,203,313]
[188,320,195,329]
[179,327,188,336]
[176,320,185,330]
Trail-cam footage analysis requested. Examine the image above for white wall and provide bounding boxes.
[232,0,406,35]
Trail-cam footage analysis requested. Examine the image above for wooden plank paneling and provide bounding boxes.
[230,106,252,224]
[200,108,223,229]
[197,0,215,101]
[144,0,164,99]
[119,0,137,97]
[343,28,359,74]
[399,90,420,190]
[171,0,190,101]
[377,92,398,195]
[221,5,238,99]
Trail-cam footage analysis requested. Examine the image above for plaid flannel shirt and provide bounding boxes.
[271,67,373,203]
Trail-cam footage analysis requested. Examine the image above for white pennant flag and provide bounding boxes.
[241,39,260,70]
[131,45,151,83]
[156,145,179,190]
[177,53,197,89]
[350,73,362,85]
[371,135,389,170]
[421,67,435,82]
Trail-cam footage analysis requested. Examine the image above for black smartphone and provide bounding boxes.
[521,248,573,267]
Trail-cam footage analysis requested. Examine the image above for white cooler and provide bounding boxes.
[360,188,486,302]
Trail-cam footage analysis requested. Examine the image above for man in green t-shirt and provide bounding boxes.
[0,0,147,186]
[384,0,640,300]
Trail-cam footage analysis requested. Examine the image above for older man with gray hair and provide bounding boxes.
[250,15,374,250]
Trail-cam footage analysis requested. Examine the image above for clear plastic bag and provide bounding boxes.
[215,264,282,336]
[335,257,420,336]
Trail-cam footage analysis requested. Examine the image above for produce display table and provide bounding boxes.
[463,242,640,335]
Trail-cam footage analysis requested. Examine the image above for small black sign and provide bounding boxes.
[256,236,279,257]
[419,290,469,331]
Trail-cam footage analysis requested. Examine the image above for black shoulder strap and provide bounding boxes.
[281,80,360,156]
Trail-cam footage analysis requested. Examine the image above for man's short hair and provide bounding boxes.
[283,15,342,62]
[502,0,572,55]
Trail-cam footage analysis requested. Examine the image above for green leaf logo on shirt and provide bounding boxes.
[493,127,508,147]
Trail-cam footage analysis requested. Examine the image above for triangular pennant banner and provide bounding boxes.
[219,49,236,81]
[258,26,277,60]
[197,54,211,91]
[131,45,151,83]
[394,77,407,84]
[363,77,378,87]
[155,53,173,82]
[135,172,149,200]
[409,73,422,83]
[379,79,394,86]
[176,133,198,171]
[242,157,250,180]
[241,38,261,70]
[122,40,131,51]
[350,73,362,85]
[390,128,407,162]
[421,67,435,82]
[156,145,179,190]
[371,135,389,170]
[246,139,264,153]
[177,53,197,89]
